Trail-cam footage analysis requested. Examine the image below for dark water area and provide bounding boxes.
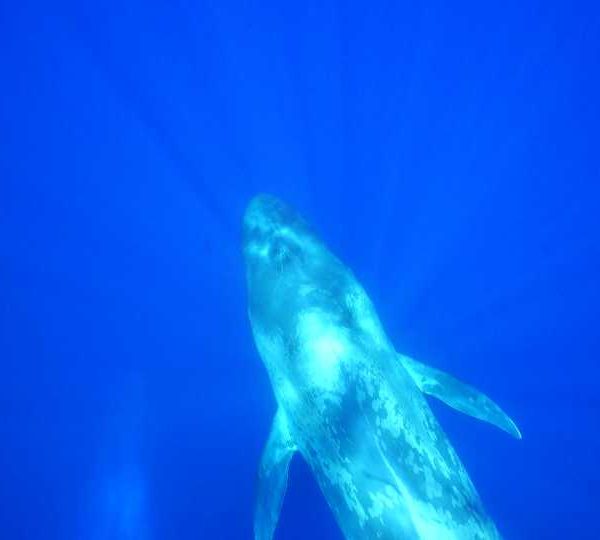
[1,1,599,538]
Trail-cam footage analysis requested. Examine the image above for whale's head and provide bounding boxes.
[243,195,315,282]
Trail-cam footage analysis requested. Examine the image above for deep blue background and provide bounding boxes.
[1,1,599,538]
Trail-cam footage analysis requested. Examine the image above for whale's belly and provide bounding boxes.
[282,356,501,540]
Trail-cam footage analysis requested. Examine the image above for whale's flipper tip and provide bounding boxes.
[506,417,522,440]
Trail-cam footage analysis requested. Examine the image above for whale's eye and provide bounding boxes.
[269,236,304,270]
[270,238,289,261]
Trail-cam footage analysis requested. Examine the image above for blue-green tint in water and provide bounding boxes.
[0,1,598,539]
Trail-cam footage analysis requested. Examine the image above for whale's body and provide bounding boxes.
[243,195,520,540]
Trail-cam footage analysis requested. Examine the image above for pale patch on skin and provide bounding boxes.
[368,486,399,521]
[245,195,507,540]
[297,310,348,396]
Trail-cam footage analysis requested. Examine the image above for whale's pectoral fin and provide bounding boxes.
[399,354,522,439]
[254,408,297,540]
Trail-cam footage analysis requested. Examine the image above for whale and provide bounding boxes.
[243,195,521,540]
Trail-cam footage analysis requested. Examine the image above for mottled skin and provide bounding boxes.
[244,195,514,540]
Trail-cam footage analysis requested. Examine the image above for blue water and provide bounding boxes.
[1,1,599,539]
